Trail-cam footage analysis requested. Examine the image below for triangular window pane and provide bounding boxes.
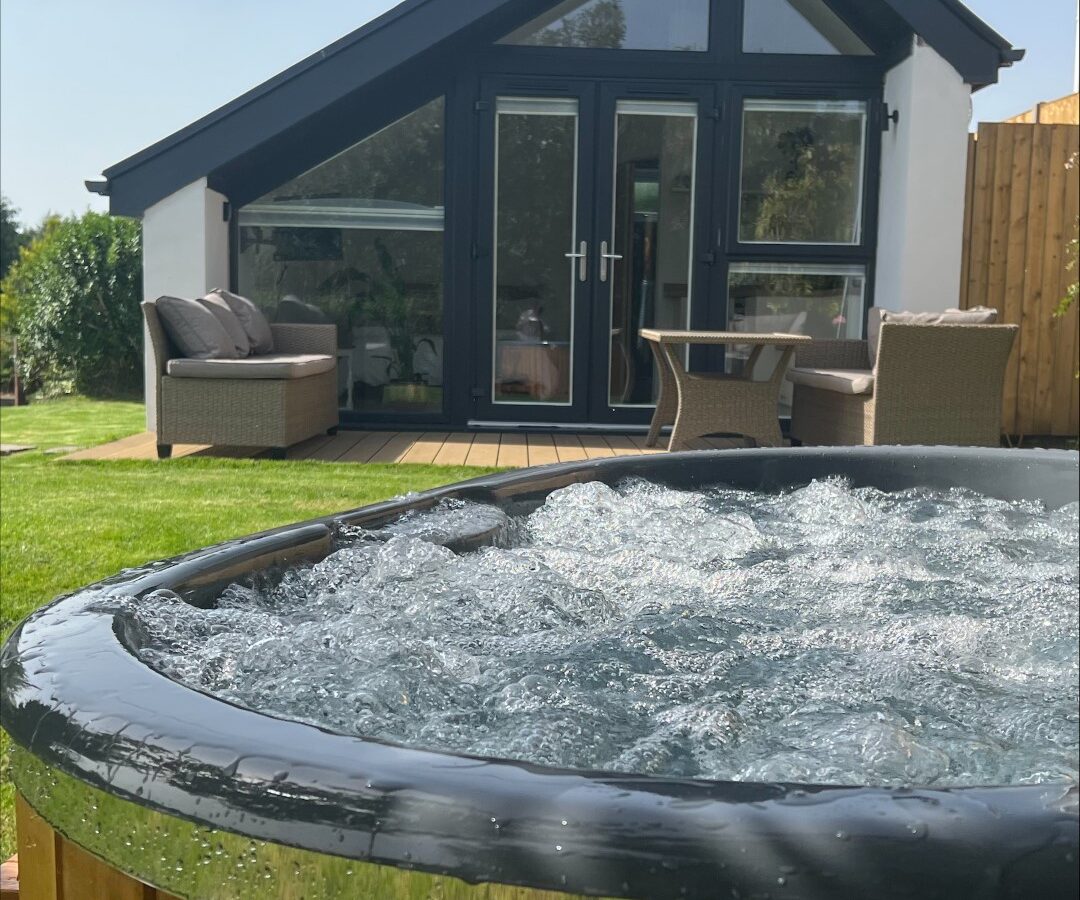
[499,0,710,51]
[743,0,872,55]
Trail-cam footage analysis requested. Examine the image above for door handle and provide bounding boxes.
[599,240,623,283]
[565,241,588,282]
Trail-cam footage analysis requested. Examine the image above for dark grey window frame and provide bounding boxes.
[228,0,888,428]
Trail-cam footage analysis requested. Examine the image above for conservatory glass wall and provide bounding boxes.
[236,97,446,416]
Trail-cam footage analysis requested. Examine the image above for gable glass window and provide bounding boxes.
[499,0,710,51]
[739,99,867,245]
[237,97,445,416]
[743,0,872,55]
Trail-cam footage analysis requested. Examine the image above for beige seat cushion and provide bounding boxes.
[167,353,336,380]
[867,306,998,363]
[787,367,875,396]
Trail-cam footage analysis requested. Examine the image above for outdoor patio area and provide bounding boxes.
[62,429,746,467]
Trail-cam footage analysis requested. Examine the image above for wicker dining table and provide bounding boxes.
[640,329,812,451]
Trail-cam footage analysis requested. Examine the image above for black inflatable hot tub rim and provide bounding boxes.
[2,446,1078,900]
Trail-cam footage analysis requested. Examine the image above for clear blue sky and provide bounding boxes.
[1,0,1077,226]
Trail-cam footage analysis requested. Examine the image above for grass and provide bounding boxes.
[0,396,146,450]
[0,398,502,859]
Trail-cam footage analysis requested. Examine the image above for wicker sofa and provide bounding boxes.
[143,299,339,459]
[788,321,1018,447]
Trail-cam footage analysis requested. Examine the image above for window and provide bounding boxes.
[739,99,867,245]
[237,97,445,416]
[499,0,710,51]
[728,263,866,415]
[743,0,872,55]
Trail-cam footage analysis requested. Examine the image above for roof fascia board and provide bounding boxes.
[879,0,1021,86]
[102,0,511,181]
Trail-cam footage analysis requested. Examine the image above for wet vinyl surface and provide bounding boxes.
[128,478,1080,788]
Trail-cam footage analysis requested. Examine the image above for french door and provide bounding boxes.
[474,78,720,425]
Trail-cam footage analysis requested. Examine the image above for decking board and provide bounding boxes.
[60,430,755,468]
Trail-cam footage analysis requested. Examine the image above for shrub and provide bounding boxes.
[2,212,142,397]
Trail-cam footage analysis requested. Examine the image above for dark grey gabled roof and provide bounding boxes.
[91,0,1020,217]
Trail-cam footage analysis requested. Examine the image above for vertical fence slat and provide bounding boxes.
[966,124,998,311]
[959,134,978,308]
[1017,125,1051,435]
[1001,125,1034,433]
[1037,126,1073,434]
[984,125,1018,432]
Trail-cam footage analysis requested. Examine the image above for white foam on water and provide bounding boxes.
[129,479,1080,787]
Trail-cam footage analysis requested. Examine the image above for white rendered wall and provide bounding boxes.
[141,178,229,430]
[875,38,972,314]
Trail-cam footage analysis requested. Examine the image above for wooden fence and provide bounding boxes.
[960,117,1079,437]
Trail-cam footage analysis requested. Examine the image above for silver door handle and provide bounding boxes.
[565,241,588,282]
[600,241,623,283]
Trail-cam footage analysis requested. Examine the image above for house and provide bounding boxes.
[88,0,1021,432]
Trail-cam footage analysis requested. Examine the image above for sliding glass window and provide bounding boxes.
[236,97,445,416]
[727,262,866,415]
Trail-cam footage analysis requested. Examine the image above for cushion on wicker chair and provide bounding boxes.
[208,289,275,354]
[156,296,238,360]
[167,354,336,380]
[199,293,251,357]
[867,306,998,364]
[787,367,875,396]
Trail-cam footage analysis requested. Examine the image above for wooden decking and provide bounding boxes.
[60,430,746,468]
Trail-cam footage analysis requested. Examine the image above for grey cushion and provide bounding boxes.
[155,296,238,360]
[208,289,274,354]
[867,306,998,365]
[199,293,250,357]
[167,353,336,380]
[275,295,330,325]
[787,367,875,396]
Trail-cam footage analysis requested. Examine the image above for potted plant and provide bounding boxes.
[357,238,442,407]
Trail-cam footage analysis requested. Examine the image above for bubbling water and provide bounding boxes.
[129,478,1079,787]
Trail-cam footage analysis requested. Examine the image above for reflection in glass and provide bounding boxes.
[500,0,709,51]
[493,98,578,405]
[237,97,445,415]
[607,101,697,407]
[743,0,873,55]
[739,99,867,245]
[727,262,866,415]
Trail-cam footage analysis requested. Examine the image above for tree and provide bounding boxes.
[528,0,627,48]
[2,212,143,397]
[1,196,27,279]
[1055,153,1078,321]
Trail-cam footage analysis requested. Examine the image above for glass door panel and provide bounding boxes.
[605,100,698,407]
[492,97,579,406]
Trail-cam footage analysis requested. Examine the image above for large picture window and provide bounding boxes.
[499,0,710,51]
[739,99,868,245]
[237,97,445,416]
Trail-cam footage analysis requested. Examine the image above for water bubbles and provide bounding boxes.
[129,481,1078,788]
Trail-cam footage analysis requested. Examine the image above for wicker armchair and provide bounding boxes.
[789,322,1019,447]
[143,300,339,459]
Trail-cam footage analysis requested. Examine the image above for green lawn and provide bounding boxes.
[0,399,501,859]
